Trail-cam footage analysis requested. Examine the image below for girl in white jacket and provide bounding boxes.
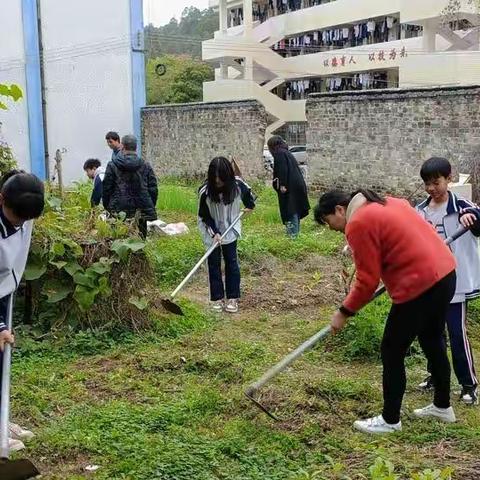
[0,171,44,451]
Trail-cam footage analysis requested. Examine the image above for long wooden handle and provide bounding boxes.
[246,224,471,397]
[170,212,245,299]
[0,295,13,459]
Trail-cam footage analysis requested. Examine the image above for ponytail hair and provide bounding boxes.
[314,188,385,224]
[351,189,386,205]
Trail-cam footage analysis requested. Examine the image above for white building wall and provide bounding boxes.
[40,0,134,183]
[204,0,480,137]
[0,1,30,171]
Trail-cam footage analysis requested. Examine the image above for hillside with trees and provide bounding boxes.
[145,7,218,105]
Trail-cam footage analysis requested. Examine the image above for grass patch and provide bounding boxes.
[9,179,480,479]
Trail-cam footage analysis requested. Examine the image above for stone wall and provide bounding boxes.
[142,100,267,180]
[306,86,480,200]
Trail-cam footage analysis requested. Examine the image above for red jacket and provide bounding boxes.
[343,196,456,314]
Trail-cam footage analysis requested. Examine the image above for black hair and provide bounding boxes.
[121,134,137,152]
[0,171,45,220]
[267,135,288,151]
[420,157,452,182]
[314,189,385,224]
[207,157,238,204]
[83,158,101,170]
[105,131,120,142]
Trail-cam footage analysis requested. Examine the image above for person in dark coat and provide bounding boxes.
[268,135,310,238]
[102,134,158,238]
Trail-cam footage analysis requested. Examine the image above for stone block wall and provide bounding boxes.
[306,86,480,200]
[142,100,267,180]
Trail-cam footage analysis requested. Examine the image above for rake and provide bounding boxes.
[245,224,470,420]
[161,211,245,316]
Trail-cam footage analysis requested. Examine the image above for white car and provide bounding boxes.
[263,146,274,172]
[289,145,307,165]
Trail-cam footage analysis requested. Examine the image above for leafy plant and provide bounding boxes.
[24,183,153,330]
[0,83,22,110]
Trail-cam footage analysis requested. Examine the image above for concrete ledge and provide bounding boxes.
[307,85,480,103]
[142,99,263,111]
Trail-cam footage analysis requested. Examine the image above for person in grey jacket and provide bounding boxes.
[417,157,480,405]
[102,135,158,238]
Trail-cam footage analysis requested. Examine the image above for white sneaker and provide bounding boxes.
[9,422,34,441]
[211,300,224,313]
[225,299,239,313]
[9,438,26,452]
[460,386,479,406]
[413,404,456,423]
[353,415,402,435]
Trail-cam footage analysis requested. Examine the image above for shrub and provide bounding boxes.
[23,183,155,332]
[0,138,17,176]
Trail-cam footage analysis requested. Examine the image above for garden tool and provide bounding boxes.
[245,224,471,420]
[161,211,245,316]
[0,296,40,480]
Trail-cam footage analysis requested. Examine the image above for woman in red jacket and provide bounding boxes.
[315,189,457,434]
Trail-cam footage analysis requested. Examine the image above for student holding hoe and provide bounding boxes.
[314,188,475,434]
[0,171,45,450]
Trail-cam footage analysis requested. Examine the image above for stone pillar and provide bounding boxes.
[220,63,229,79]
[422,20,437,52]
[245,56,254,80]
[219,0,228,33]
[244,0,253,37]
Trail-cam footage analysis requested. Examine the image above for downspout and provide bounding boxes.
[36,0,50,179]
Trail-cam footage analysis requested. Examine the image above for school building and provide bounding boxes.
[0,0,145,183]
[203,0,480,143]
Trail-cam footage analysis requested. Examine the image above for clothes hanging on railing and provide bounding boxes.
[325,71,390,92]
[271,16,407,57]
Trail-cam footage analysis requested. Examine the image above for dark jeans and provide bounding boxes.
[285,214,300,238]
[427,302,478,388]
[207,241,240,301]
[381,271,456,424]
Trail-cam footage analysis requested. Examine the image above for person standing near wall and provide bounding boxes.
[268,135,310,238]
[105,131,122,162]
[102,134,158,238]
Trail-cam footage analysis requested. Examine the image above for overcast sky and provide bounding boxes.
[144,0,211,27]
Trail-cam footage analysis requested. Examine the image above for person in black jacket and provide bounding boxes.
[102,134,158,238]
[267,135,310,238]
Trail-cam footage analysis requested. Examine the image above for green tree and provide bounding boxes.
[145,7,218,59]
[0,83,22,174]
[444,0,480,16]
[146,55,214,105]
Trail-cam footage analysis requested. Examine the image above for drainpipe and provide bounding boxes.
[36,0,50,179]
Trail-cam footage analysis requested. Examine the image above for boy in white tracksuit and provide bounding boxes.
[417,157,480,405]
[0,171,45,450]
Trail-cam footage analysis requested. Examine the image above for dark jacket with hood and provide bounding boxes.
[272,146,310,223]
[102,152,158,221]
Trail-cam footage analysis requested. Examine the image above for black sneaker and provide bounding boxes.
[460,386,479,406]
[418,375,433,391]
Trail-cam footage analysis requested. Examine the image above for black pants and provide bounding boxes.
[426,302,478,388]
[138,219,147,239]
[381,271,456,424]
[207,241,240,301]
